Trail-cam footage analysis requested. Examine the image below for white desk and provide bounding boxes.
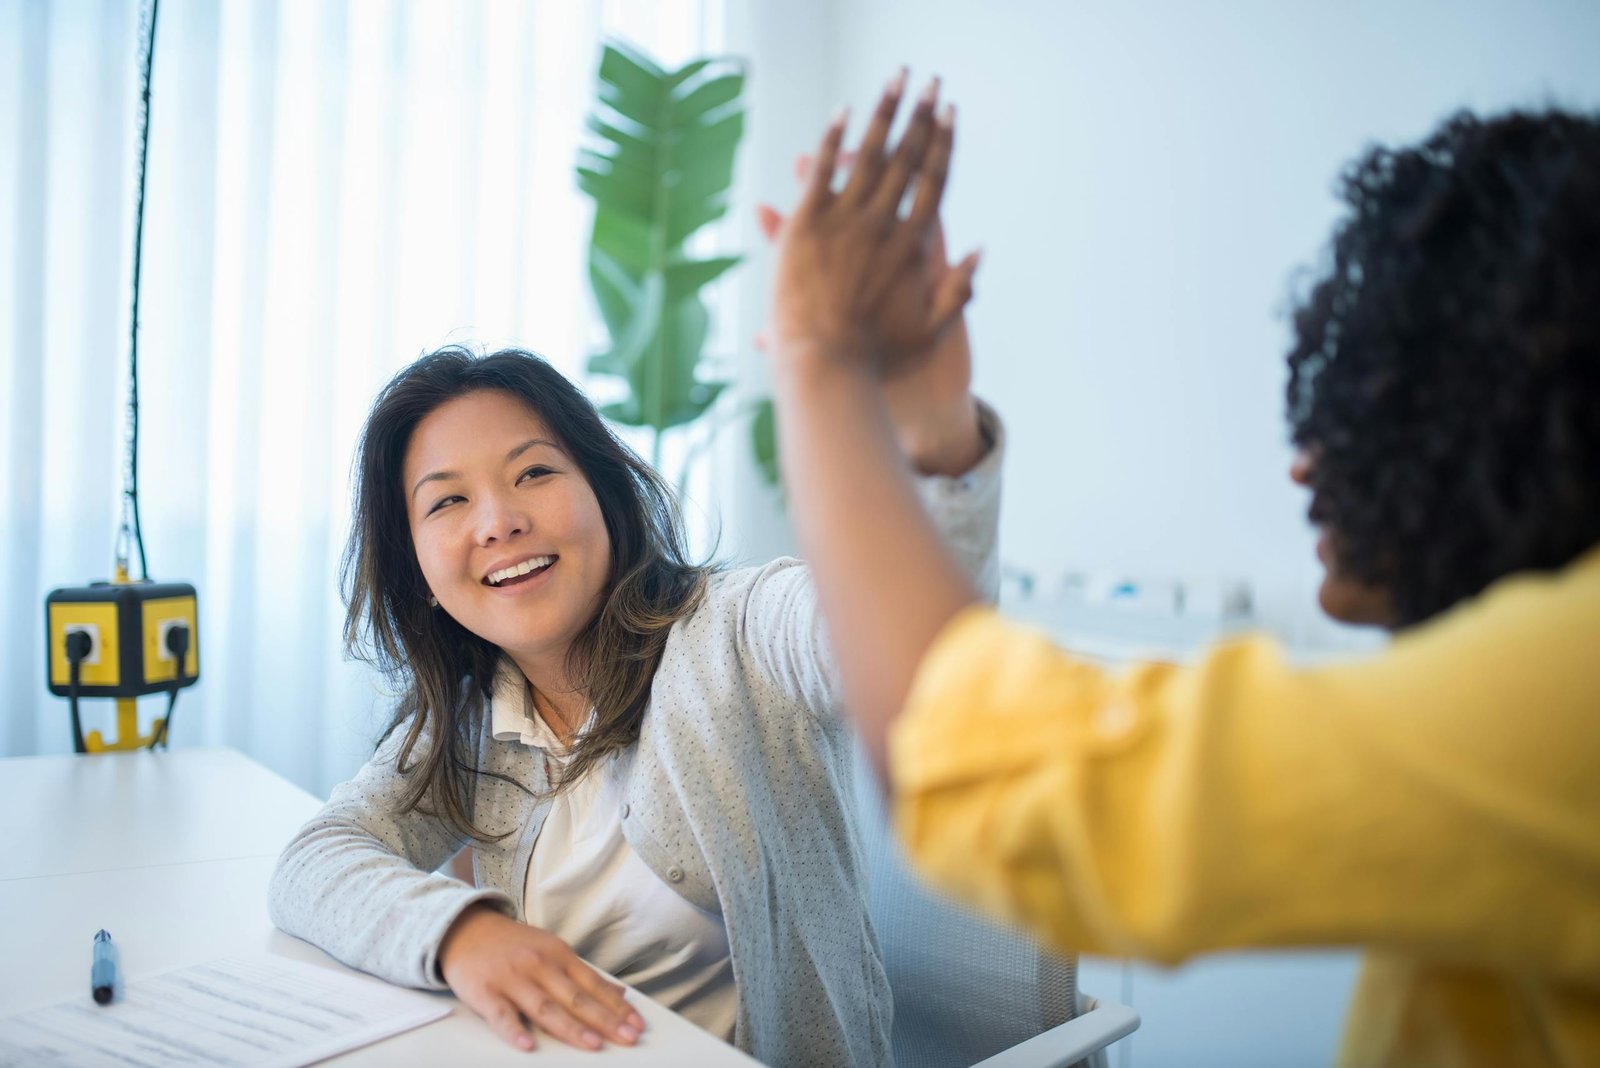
[0,748,757,1066]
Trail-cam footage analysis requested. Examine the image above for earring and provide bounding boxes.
[428,594,440,608]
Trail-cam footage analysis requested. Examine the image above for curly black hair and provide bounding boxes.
[1285,109,1600,628]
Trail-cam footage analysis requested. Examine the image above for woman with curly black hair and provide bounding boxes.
[767,80,1600,1068]
[1286,109,1600,631]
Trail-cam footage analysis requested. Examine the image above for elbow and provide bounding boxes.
[266,834,312,937]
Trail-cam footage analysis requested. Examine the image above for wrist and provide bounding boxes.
[900,396,988,476]
[438,902,496,978]
[771,341,880,394]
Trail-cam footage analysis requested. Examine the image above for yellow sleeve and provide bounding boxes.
[889,554,1600,983]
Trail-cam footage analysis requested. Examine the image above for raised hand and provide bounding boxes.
[762,74,984,474]
[438,905,646,1052]
[764,73,988,774]
[768,73,978,377]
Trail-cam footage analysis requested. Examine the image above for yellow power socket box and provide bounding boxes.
[46,582,200,697]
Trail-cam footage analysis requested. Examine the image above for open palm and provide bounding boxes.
[757,155,975,468]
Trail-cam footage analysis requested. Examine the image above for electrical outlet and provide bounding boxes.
[48,581,198,695]
[155,619,185,663]
[63,624,102,665]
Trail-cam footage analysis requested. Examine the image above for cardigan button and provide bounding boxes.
[620,803,631,819]
[667,866,684,883]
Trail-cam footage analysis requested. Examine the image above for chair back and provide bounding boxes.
[853,748,1082,1068]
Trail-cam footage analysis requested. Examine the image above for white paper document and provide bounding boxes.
[0,953,450,1067]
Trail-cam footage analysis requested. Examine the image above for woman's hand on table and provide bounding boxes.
[438,904,646,1052]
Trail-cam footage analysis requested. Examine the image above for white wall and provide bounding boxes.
[714,0,837,563]
[813,0,1600,646]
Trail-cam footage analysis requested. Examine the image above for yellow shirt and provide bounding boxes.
[891,546,1600,1067]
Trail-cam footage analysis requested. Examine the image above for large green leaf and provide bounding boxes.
[584,116,656,168]
[666,198,730,247]
[665,256,740,302]
[671,74,743,122]
[665,58,711,90]
[576,169,652,220]
[614,270,665,374]
[577,40,748,440]
[750,398,779,486]
[622,294,714,432]
[678,111,744,156]
[591,207,653,276]
[587,248,642,354]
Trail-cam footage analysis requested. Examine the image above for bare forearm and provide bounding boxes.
[897,392,986,477]
[773,354,980,775]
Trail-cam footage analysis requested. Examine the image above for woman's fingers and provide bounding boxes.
[480,993,538,1051]
[870,77,941,220]
[569,960,645,1039]
[928,248,981,337]
[504,978,605,1052]
[840,68,908,205]
[799,109,849,211]
[508,952,638,1049]
[441,911,642,1054]
[906,104,955,232]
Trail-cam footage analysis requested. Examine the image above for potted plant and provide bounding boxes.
[577,40,776,488]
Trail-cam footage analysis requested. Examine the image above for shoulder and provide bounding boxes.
[655,559,820,678]
[676,559,811,624]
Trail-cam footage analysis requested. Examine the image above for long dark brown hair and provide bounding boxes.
[343,345,710,840]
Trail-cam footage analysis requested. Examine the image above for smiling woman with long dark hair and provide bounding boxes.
[340,347,709,835]
[267,161,1000,1068]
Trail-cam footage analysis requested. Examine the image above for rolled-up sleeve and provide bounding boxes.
[889,577,1600,983]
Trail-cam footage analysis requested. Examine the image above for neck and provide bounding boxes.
[509,650,589,744]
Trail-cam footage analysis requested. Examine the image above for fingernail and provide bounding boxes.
[832,105,849,128]
[919,77,941,107]
[582,1029,603,1049]
[516,1033,534,1050]
[888,67,908,95]
[630,1011,646,1030]
[617,1022,640,1042]
[940,102,955,126]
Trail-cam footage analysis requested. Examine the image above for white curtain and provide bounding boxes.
[0,0,723,797]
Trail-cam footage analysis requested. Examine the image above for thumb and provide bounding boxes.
[755,203,784,243]
[928,248,981,335]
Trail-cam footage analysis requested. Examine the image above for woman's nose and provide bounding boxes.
[1289,451,1314,487]
[474,491,530,545]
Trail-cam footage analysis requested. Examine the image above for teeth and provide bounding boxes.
[487,556,553,587]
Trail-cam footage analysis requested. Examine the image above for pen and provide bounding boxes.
[92,929,118,1005]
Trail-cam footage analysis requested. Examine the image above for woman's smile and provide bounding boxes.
[483,553,558,589]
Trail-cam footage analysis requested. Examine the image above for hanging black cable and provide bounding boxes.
[66,631,92,754]
[117,0,160,581]
[149,623,188,750]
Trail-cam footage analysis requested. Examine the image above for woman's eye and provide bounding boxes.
[427,495,464,515]
[518,465,553,483]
